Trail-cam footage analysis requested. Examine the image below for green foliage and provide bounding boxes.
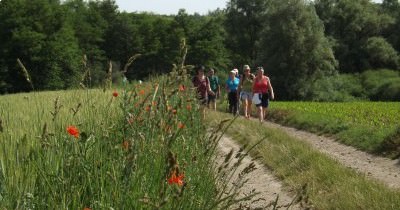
[306,74,366,101]
[225,0,269,65]
[259,0,338,99]
[314,0,395,73]
[361,69,400,100]
[364,36,400,70]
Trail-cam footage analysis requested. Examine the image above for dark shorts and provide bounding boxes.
[255,93,269,108]
[208,94,216,103]
[198,96,207,105]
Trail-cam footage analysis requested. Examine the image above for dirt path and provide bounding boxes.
[217,136,301,209]
[260,120,400,189]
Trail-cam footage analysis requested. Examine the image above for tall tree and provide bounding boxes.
[258,0,338,99]
[0,0,81,92]
[314,0,395,72]
[225,0,269,66]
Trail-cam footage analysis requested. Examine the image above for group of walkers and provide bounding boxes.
[192,65,275,122]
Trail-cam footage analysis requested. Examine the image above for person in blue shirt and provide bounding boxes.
[225,70,240,115]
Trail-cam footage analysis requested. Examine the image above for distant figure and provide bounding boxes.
[239,65,255,119]
[207,68,220,111]
[226,69,240,115]
[252,67,275,122]
[192,65,214,119]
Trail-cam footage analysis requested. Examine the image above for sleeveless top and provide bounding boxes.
[192,76,209,98]
[252,76,269,94]
[241,74,254,92]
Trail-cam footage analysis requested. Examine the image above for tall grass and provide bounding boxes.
[0,76,255,209]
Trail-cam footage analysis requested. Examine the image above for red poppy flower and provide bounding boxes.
[83,208,91,210]
[112,91,118,97]
[139,90,145,95]
[67,125,79,138]
[179,84,185,91]
[178,122,185,129]
[122,140,129,150]
[168,171,184,186]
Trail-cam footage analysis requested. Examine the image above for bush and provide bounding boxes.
[361,69,400,100]
[306,74,365,101]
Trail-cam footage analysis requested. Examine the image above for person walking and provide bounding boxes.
[207,68,220,111]
[192,65,214,119]
[226,69,240,115]
[252,66,275,122]
[239,65,255,118]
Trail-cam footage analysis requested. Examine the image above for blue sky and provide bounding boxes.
[115,0,382,15]
[115,0,228,15]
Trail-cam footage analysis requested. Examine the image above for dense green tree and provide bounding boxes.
[363,36,399,70]
[0,0,81,92]
[225,0,270,66]
[381,0,400,56]
[258,0,338,99]
[314,0,394,72]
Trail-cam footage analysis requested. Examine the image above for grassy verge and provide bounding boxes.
[207,111,400,209]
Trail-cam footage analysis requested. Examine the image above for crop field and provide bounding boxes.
[269,102,400,156]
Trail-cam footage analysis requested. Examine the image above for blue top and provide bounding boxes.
[226,77,240,92]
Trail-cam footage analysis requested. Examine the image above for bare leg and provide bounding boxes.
[257,106,263,122]
[242,99,248,117]
[247,100,252,118]
[263,108,268,120]
[213,101,217,111]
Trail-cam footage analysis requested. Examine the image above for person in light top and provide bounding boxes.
[239,65,255,119]
[252,67,275,122]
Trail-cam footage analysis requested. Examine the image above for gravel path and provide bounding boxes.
[215,116,400,209]
[217,136,301,209]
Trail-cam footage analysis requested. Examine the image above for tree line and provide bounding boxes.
[0,0,399,100]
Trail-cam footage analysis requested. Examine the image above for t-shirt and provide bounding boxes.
[208,75,219,92]
[252,76,269,94]
[226,77,240,92]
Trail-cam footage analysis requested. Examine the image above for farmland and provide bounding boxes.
[269,102,400,157]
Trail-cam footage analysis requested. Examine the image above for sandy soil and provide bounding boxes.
[217,136,302,209]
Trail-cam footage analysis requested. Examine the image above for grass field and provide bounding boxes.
[0,78,252,209]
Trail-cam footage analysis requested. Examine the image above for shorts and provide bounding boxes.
[240,91,252,101]
[197,96,207,105]
[208,94,216,103]
[254,93,269,108]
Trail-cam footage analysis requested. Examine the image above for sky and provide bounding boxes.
[115,0,228,15]
[115,0,383,15]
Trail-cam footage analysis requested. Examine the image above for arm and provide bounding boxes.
[207,77,214,95]
[267,77,275,100]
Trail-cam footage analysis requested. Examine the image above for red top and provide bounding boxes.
[252,76,269,93]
